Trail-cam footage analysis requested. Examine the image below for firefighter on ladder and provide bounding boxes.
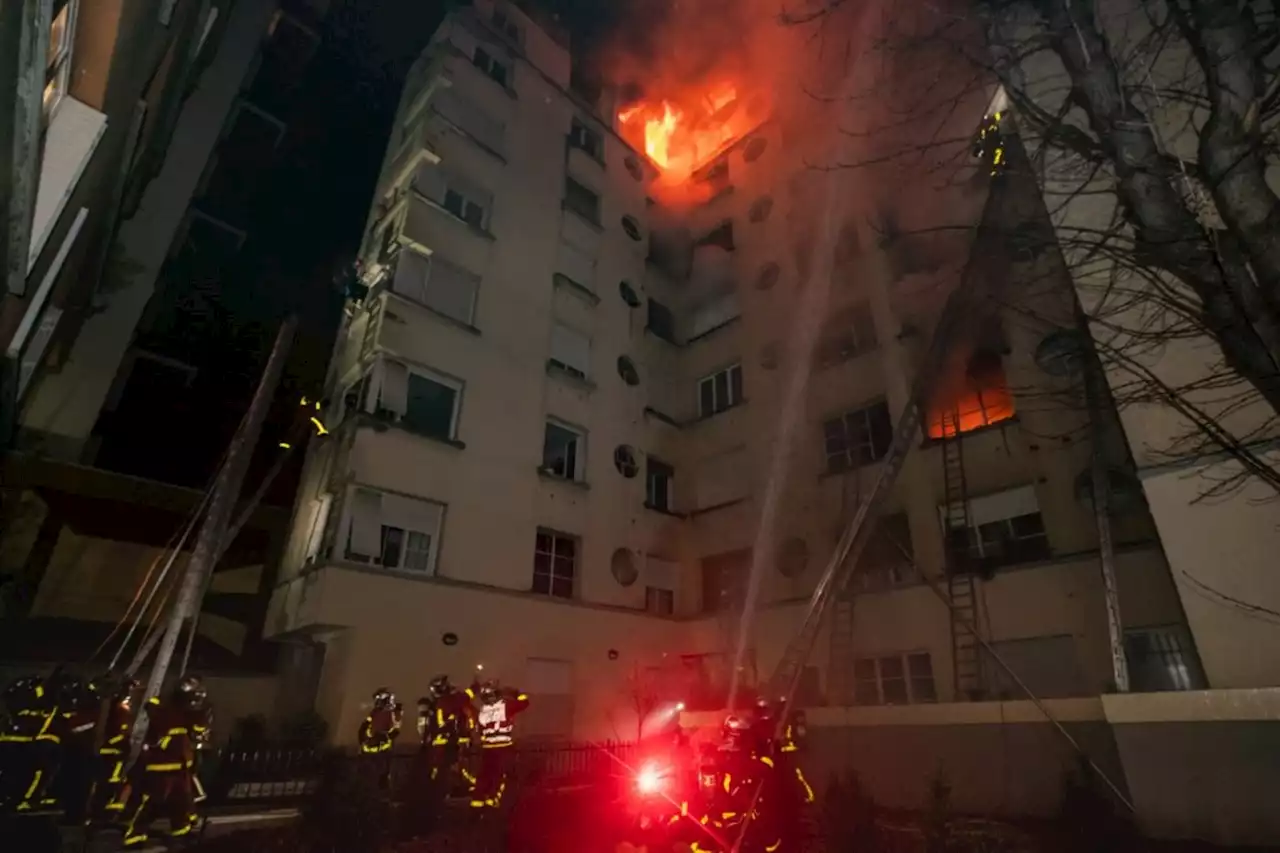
[121,675,212,848]
[469,679,528,810]
[91,677,140,821]
[357,688,402,789]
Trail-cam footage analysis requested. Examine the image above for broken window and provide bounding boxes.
[926,347,1015,439]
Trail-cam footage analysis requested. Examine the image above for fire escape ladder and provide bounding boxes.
[939,409,982,700]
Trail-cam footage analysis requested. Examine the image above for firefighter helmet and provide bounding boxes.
[427,674,452,699]
[176,675,208,708]
[478,680,500,704]
[722,713,751,749]
[372,687,395,709]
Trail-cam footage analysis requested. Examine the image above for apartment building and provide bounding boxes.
[265,0,1209,751]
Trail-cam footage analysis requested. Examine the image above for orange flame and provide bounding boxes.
[618,81,765,204]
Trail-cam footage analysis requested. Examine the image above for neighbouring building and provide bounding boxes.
[0,0,329,730]
[268,0,1278,842]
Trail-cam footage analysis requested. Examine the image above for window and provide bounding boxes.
[556,239,596,289]
[646,457,674,512]
[44,0,76,121]
[533,530,576,599]
[696,220,735,251]
[852,653,936,705]
[647,299,677,343]
[491,8,522,43]
[375,360,462,441]
[850,513,917,592]
[689,289,740,338]
[433,86,505,155]
[413,163,493,231]
[1124,626,1201,692]
[344,487,442,575]
[472,46,511,88]
[542,421,584,481]
[646,586,675,616]
[815,303,877,367]
[569,118,603,160]
[390,249,480,325]
[926,349,1015,438]
[700,549,750,614]
[549,323,591,380]
[563,177,600,224]
[698,364,743,418]
[823,400,893,473]
[944,484,1051,572]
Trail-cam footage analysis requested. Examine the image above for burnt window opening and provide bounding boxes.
[814,304,878,367]
[647,299,677,343]
[569,118,603,160]
[823,400,893,474]
[926,347,1015,439]
[563,177,600,225]
[473,47,511,89]
[696,220,735,252]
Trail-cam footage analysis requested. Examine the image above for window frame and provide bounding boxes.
[390,246,481,326]
[541,419,586,482]
[645,456,674,512]
[548,321,591,380]
[472,45,512,89]
[1123,625,1202,692]
[563,176,601,225]
[533,529,578,600]
[342,486,444,577]
[44,0,77,122]
[569,118,604,161]
[402,367,464,441]
[852,652,937,705]
[822,399,893,474]
[439,173,493,232]
[697,363,744,419]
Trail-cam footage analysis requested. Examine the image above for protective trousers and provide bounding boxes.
[122,769,197,847]
[14,740,60,811]
[468,746,509,808]
[89,750,129,819]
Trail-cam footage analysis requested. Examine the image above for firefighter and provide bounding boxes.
[51,674,101,824]
[422,675,477,791]
[469,679,528,810]
[357,687,401,790]
[120,676,212,848]
[6,670,65,813]
[90,677,140,821]
[0,674,52,811]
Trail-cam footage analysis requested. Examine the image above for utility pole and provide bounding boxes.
[130,317,297,749]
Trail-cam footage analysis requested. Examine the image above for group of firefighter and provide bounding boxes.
[355,673,530,818]
[0,669,213,848]
[638,699,817,853]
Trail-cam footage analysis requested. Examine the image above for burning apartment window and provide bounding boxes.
[696,220,735,252]
[533,530,577,599]
[851,513,917,592]
[647,299,677,343]
[926,348,1015,439]
[853,653,936,705]
[472,46,511,89]
[823,400,893,474]
[563,176,601,224]
[569,118,603,161]
[542,420,585,481]
[814,303,877,368]
[698,364,743,419]
[646,457,674,512]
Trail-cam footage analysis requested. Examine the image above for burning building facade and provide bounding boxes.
[269,0,1200,780]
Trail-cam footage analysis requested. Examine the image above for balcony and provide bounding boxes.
[397,192,493,274]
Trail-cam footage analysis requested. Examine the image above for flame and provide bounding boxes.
[926,357,1016,439]
[618,80,766,204]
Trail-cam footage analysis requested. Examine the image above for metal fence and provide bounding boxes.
[201,740,639,811]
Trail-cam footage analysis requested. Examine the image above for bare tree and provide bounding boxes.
[781,0,1280,498]
[625,663,662,740]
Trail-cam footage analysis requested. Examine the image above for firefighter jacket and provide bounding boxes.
[138,698,211,772]
[0,680,59,745]
[99,699,134,756]
[424,689,477,747]
[358,705,401,754]
[476,691,529,748]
